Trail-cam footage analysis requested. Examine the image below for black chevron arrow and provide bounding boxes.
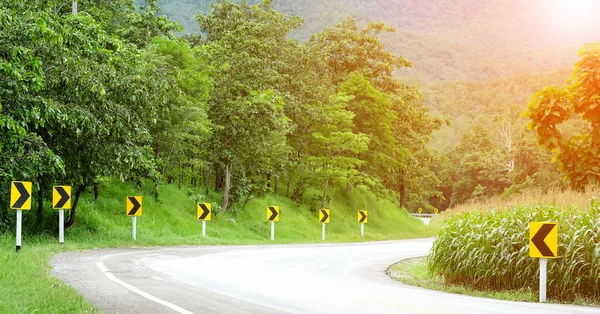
[54,187,70,208]
[532,224,556,257]
[128,197,141,216]
[12,182,30,209]
[199,203,210,220]
[320,209,329,223]
[268,206,278,221]
[359,211,367,223]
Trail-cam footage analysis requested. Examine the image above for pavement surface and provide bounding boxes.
[51,239,600,314]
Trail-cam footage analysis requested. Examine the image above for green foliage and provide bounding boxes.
[523,42,600,189]
[429,203,600,302]
[198,0,298,212]
[147,37,211,188]
[0,0,183,227]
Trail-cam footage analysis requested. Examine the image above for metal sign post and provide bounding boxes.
[59,210,65,243]
[198,203,211,237]
[540,258,547,302]
[11,181,32,252]
[53,186,71,244]
[271,221,275,241]
[322,222,326,241]
[529,222,558,303]
[16,210,22,252]
[132,216,137,240]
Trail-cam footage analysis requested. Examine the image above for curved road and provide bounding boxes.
[51,239,600,314]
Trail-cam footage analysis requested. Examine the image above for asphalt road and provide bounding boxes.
[51,239,600,314]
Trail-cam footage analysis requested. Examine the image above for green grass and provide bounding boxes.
[0,179,432,313]
[388,257,537,302]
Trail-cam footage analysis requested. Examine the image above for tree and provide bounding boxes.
[523,42,600,189]
[300,93,369,208]
[0,0,179,228]
[197,0,298,212]
[309,17,442,208]
[146,37,211,189]
[308,17,412,92]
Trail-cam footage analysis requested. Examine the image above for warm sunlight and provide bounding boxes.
[549,0,599,27]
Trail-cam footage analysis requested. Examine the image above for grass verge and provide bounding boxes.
[388,257,536,302]
[0,179,433,313]
[388,257,600,307]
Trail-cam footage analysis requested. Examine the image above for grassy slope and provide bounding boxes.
[0,180,431,313]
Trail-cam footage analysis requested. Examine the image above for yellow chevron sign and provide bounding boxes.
[319,209,330,223]
[529,222,558,258]
[11,181,32,210]
[52,186,72,209]
[358,210,368,223]
[197,203,211,221]
[126,196,142,216]
[267,206,279,222]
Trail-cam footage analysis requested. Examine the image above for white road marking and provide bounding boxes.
[96,252,195,314]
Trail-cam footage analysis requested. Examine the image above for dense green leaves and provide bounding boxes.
[524,43,600,190]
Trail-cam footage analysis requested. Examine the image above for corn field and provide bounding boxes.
[429,199,600,302]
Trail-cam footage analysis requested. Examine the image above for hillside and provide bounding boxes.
[152,0,597,81]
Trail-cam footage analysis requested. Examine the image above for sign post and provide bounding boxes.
[358,210,368,237]
[11,181,32,252]
[53,186,71,244]
[197,203,212,237]
[529,222,558,303]
[126,196,143,240]
[267,206,279,240]
[319,209,330,241]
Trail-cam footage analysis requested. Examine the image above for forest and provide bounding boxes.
[1,0,599,232]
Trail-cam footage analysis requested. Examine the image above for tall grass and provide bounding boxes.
[449,187,600,214]
[429,199,600,302]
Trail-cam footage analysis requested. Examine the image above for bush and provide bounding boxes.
[428,200,600,302]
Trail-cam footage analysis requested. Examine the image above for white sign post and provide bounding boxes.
[270,221,275,241]
[361,223,364,237]
[202,220,207,237]
[539,258,547,302]
[16,210,22,252]
[132,216,137,240]
[59,210,64,244]
[322,222,326,241]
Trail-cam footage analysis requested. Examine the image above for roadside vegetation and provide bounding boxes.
[423,188,600,305]
[0,179,430,313]
[387,257,537,303]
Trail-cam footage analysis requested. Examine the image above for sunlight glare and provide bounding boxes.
[550,0,597,27]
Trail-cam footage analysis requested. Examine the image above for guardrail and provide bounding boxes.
[409,213,436,218]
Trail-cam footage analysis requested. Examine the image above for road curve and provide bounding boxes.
[51,239,600,314]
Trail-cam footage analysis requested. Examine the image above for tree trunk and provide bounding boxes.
[204,170,210,195]
[398,172,407,208]
[286,175,291,197]
[36,188,44,224]
[345,183,351,195]
[321,175,330,209]
[274,176,278,195]
[93,183,99,204]
[65,184,86,229]
[266,174,271,189]
[215,169,220,192]
[221,162,231,213]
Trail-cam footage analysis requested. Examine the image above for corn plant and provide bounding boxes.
[429,200,600,302]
